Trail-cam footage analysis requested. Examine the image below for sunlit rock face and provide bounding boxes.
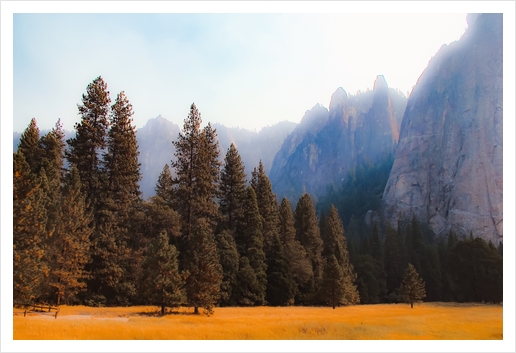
[382,13,503,244]
[269,76,405,204]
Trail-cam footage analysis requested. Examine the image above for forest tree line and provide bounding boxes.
[13,76,502,315]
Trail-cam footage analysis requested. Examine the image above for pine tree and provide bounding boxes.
[155,164,174,207]
[172,104,220,242]
[104,91,142,210]
[319,255,345,309]
[384,223,404,296]
[278,197,313,298]
[215,230,239,306]
[17,117,43,174]
[49,167,92,305]
[369,223,387,302]
[238,186,267,305]
[66,76,111,214]
[321,205,360,305]
[294,193,323,299]
[185,218,223,315]
[142,230,185,315]
[101,91,142,303]
[38,120,66,238]
[250,161,280,254]
[13,151,49,304]
[234,256,260,306]
[399,263,426,308]
[265,233,297,306]
[218,143,247,233]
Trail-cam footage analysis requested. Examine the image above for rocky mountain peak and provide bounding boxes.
[382,13,503,244]
[373,75,388,92]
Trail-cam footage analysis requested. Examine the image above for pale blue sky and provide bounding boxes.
[12,11,472,133]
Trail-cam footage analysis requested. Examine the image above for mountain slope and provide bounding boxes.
[382,13,503,244]
[269,76,406,204]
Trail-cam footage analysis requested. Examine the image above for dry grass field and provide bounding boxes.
[13,302,502,340]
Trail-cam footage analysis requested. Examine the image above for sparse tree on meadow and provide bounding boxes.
[399,263,426,308]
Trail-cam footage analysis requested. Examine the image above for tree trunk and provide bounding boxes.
[161,304,165,316]
[194,306,199,314]
[410,301,413,308]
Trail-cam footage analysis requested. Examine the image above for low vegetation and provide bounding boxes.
[14,303,502,340]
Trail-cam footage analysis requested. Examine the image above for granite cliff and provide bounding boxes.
[382,13,503,244]
[269,76,406,204]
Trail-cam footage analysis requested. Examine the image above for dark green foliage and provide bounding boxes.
[142,230,185,315]
[278,197,313,299]
[352,254,380,304]
[317,156,393,227]
[294,194,323,300]
[104,91,142,210]
[66,76,111,214]
[238,187,267,305]
[447,237,503,303]
[219,143,247,233]
[172,104,221,241]
[369,224,387,302]
[235,256,260,306]
[251,161,280,254]
[13,152,49,304]
[185,218,223,315]
[384,223,404,296]
[265,234,297,306]
[155,164,174,207]
[319,255,345,309]
[320,205,360,305]
[215,230,240,306]
[127,196,182,304]
[399,263,426,308]
[48,167,92,305]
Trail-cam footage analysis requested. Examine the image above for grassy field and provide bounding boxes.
[13,302,502,340]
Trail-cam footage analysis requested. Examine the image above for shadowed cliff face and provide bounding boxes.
[382,14,503,244]
[269,76,405,204]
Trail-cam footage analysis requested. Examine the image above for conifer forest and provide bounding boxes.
[13,76,503,315]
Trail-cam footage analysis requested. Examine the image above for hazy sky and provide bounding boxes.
[11,9,473,133]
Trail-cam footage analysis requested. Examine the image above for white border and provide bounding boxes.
[2,1,515,352]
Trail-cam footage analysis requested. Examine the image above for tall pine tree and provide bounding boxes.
[13,152,49,304]
[320,205,360,306]
[66,76,111,215]
[142,230,185,315]
[218,143,247,233]
[294,193,323,301]
[48,167,92,305]
[172,104,220,242]
[278,197,313,300]
[155,164,174,207]
[235,186,267,305]
[185,218,223,315]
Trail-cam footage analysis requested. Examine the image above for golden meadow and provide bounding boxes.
[13,302,502,340]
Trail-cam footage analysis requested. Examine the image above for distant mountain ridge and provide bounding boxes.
[269,76,407,205]
[14,116,297,200]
